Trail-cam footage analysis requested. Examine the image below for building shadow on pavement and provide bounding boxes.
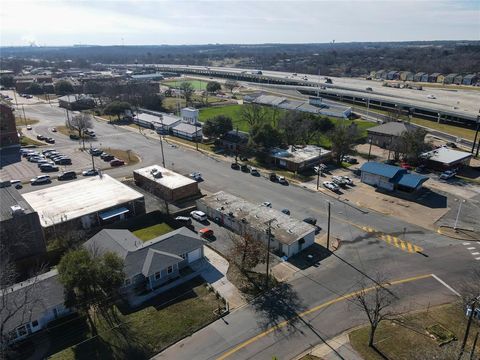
[287,243,332,270]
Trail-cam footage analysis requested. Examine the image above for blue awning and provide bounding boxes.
[397,174,428,189]
[99,207,129,221]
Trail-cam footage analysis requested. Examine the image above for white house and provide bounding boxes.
[181,107,199,125]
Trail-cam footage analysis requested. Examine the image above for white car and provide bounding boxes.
[30,175,51,185]
[439,170,456,180]
[26,125,32,130]
[189,172,202,181]
[332,176,348,187]
[277,176,288,185]
[190,210,207,222]
[261,202,272,208]
[340,176,354,186]
[427,94,436,99]
[250,167,259,176]
[323,181,339,192]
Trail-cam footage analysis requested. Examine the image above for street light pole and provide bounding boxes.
[458,297,479,360]
[326,202,331,251]
[454,199,466,231]
[265,219,274,290]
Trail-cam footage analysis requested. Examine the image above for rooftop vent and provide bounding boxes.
[10,205,25,216]
[151,168,162,178]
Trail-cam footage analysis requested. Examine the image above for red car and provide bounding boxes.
[198,228,214,238]
[110,159,125,167]
[400,163,413,170]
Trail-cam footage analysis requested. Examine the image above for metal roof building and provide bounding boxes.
[197,191,316,257]
[421,147,472,170]
[22,174,145,230]
[359,162,428,192]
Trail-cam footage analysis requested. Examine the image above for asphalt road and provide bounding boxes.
[16,101,479,360]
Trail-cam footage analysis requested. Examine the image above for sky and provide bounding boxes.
[0,0,479,46]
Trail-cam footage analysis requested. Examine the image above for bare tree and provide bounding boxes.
[0,245,44,356]
[224,80,238,94]
[66,111,93,141]
[353,272,397,350]
[228,233,267,272]
[240,104,267,127]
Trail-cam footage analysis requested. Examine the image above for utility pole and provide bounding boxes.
[159,116,166,167]
[265,219,274,291]
[367,139,373,162]
[90,143,95,170]
[469,331,478,360]
[21,105,27,127]
[235,126,239,163]
[471,113,479,155]
[458,297,478,360]
[326,202,331,251]
[195,121,199,151]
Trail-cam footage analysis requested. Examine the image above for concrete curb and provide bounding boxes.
[436,226,480,241]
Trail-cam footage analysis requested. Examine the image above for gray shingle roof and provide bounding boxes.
[0,269,65,334]
[367,122,417,137]
[83,227,202,278]
[0,187,35,222]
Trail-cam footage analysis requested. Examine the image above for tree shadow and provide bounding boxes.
[251,281,306,335]
[372,344,390,360]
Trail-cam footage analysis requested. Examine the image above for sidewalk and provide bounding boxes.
[294,332,363,360]
[201,246,247,310]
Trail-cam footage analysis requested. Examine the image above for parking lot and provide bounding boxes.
[0,146,111,185]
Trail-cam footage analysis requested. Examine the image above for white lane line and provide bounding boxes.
[472,252,480,255]
[431,274,461,297]
[463,242,471,245]
[476,257,480,260]
[467,247,476,250]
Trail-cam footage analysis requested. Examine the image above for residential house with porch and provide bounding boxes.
[83,227,205,307]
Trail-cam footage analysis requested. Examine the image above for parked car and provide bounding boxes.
[323,181,340,192]
[250,167,259,176]
[28,156,44,163]
[281,208,290,215]
[85,130,96,137]
[342,156,358,164]
[440,170,456,180]
[383,159,396,165]
[69,134,80,140]
[101,154,114,161]
[110,159,125,167]
[277,176,288,185]
[58,171,77,181]
[45,137,55,144]
[198,228,214,238]
[55,158,72,165]
[415,165,428,174]
[51,127,57,132]
[231,162,240,170]
[240,164,249,172]
[90,148,103,156]
[46,152,60,158]
[82,169,99,176]
[30,175,51,185]
[400,162,413,170]
[189,172,202,181]
[427,94,436,99]
[10,180,22,189]
[36,134,45,141]
[261,201,272,208]
[332,176,348,187]
[340,176,354,185]
[40,164,59,172]
[190,210,207,222]
[446,142,458,148]
[174,216,192,225]
[37,159,53,167]
[269,172,277,181]
[26,125,32,130]
[42,149,56,155]
[303,217,317,226]
[314,164,328,174]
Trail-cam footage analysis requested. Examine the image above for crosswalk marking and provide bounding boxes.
[472,252,480,256]
[467,247,476,250]
[463,242,471,245]
[359,226,422,254]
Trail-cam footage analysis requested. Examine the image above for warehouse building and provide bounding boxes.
[171,122,203,141]
[421,147,472,170]
[133,112,182,134]
[22,175,145,235]
[359,162,428,193]
[197,191,316,257]
[270,145,331,172]
[133,165,200,202]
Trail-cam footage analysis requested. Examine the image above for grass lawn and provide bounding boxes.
[19,136,44,146]
[49,278,225,360]
[162,79,208,90]
[101,147,140,165]
[133,223,174,241]
[349,303,480,360]
[15,117,39,126]
[410,117,477,141]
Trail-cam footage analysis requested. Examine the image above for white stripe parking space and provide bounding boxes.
[462,241,480,261]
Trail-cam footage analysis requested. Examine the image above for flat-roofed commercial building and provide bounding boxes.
[133,165,200,202]
[197,191,316,257]
[22,174,145,234]
[421,147,472,170]
[270,145,331,172]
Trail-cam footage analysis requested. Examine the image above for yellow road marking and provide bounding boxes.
[407,242,413,253]
[399,240,406,251]
[216,274,433,360]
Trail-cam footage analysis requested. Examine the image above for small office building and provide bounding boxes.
[421,147,472,170]
[360,162,428,193]
[171,122,203,141]
[133,165,200,202]
[22,175,145,234]
[270,145,332,172]
[197,191,316,257]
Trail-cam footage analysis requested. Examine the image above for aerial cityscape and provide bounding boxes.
[0,1,479,359]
